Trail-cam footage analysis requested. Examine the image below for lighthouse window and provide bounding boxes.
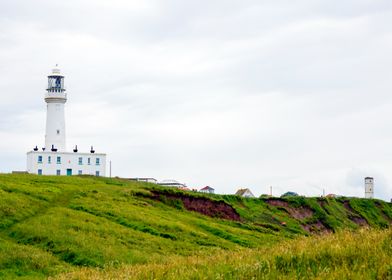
[37,156,43,163]
[88,158,91,165]
[55,77,61,88]
[57,156,61,164]
[57,130,60,135]
[96,158,100,165]
[48,156,51,164]
[78,157,83,165]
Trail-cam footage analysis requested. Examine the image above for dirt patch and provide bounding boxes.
[342,200,369,226]
[343,201,354,212]
[151,191,241,221]
[374,201,392,224]
[266,199,314,220]
[380,211,392,224]
[267,199,290,208]
[318,199,327,208]
[349,216,369,227]
[301,221,332,234]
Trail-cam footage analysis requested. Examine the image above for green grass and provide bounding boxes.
[0,173,391,279]
[53,228,392,280]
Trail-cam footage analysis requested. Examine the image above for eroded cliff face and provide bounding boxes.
[151,191,241,221]
[146,188,392,235]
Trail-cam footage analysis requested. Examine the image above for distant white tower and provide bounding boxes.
[45,65,67,152]
[364,177,374,199]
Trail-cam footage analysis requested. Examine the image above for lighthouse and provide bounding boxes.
[26,66,106,176]
[45,65,67,151]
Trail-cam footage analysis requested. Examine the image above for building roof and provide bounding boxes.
[281,191,298,197]
[158,179,187,187]
[200,186,214,191]
[235,188,254,196]
[159,179,180,184]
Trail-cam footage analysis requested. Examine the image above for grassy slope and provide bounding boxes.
[0,174,391,279]
[53,228,392,280]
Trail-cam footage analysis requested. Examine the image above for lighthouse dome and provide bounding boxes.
[49,65,64,77]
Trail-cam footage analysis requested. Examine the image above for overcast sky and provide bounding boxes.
[1,0,392,200]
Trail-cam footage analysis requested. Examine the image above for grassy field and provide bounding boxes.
[0,174,391,279]
[53,228,392,280]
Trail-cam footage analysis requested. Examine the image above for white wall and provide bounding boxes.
[45,101,66,151]
[365,178,374,198]
[27,151,106,176]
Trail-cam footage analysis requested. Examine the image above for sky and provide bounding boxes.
[1,0,392,200]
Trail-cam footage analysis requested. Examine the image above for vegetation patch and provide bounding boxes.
[53,228,392,280]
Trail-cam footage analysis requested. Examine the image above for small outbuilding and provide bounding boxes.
[199,186,215,194]
[235,188,255,198]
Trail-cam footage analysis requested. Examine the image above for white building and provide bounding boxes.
[26,66,106,176]
[365,177,374,199]
[158,179,187,188]
[235,188,255,198]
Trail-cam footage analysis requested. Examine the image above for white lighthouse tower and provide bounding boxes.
[26,66,106,176]
[45,65,67,151]
[364,177,374,199]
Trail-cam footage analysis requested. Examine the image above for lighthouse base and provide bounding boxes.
[27,150,106,177]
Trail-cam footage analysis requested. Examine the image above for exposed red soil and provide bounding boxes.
[266,199,314,220]
[301,221,332,234]
[318,199,327,208]
[374,201,392,224]
[151,191,241,221]
[380,211,392,224]
[342,201,353,212]
[349,216,369,226]
[342,201,369,226]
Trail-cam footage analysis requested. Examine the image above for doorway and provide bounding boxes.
[66,169,72,176]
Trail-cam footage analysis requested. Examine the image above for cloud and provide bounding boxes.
[0,0,392,200]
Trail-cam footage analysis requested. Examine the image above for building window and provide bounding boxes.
[48,156,51,164]
[96,158,100,165]
[57,129,60,135]
[38,169,42,175]
[78,157,83,165]
[56,170,61,176]
[57,156,61,164]
[78,170,82,175]
[95,171,100,177]
[38,156,43,163]
[88,158,91,165]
